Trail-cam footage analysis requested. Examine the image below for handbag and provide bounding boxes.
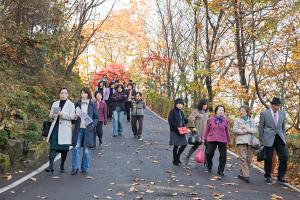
[188,131,202,145]
[250,134,260,150]
[178,127,188,135]
[194,146,205,164]
[42,121,52,137]
[256,147,267,162]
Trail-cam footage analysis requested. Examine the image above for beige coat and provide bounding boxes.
[233,117,257,145]
[187,109,208,136]
[47,99,76,145]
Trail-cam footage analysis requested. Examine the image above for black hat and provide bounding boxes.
[270,97,281,105]
[175,98,184,106]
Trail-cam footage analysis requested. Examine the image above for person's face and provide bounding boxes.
[96,93,102,101]
[176,103,183,109]
[135,94,141,100]
[117,87,122,92]
[240,108,247,117]
[203,104,208,110]
[271,104,280,112]
[100,82,104,87]
[216,107,224,116]
[128,85,132,90]
[111,84,114,88]
[59,89,68,100]
[81,91,88,100]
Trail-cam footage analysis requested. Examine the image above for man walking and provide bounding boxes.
[259,97,288,183]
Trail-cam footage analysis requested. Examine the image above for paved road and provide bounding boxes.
[1,109,299,200]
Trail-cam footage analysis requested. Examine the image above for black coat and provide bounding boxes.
[72,100,99,148]
[168,107,188,146]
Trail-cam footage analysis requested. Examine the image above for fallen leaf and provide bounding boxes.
[51,176,60,179]
[129,186,139,192]
[146,189,154,193]
[271,194,284,200]
[11,191,15,194]
[85,176,94,179]
[30,177,37,181]
[6,175,12,181]
[106,196,112,199]
[108,189,113,191]
[136,195,143,199]
[117,192,125,197]
[165,170,174,174]
[132,183,140,186]
[172,193,178,196]
[210,176,222,181]
[213,192,224,199]
[205,185,216,190]
[177,184,185,187]
[110,182,115,185]
[93,195,100,199]
[150,182,155,185]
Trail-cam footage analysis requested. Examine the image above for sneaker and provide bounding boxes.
[265,177,272,183]
[173,160,180,166]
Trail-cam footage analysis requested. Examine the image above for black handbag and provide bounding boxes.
[256,147,266,162]
[42,121,52,137]
[187,130,202,145]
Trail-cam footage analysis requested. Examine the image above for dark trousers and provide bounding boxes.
[48,150,68,170]
[186,144,200,160]
[264,134,288,178]
[96,121,104,145]
[107,100,113,120]
[125,101,132,121]
[206,141,227,172]
[131,115,144,136]
[173,145,187,161]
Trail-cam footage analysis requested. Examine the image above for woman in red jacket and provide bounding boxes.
[202,105,230,177]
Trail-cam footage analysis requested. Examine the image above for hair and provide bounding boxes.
[135,92,142,97]
[109,82,115,87]
[94,91,102,99]
[127,83,133,88]
[240,105,251,117]
[81,87,92,99]
[116,84,124,91]
[196,99,208,112]
[59,87,68,94]
[214,105,225,114]
[97,81,105,88]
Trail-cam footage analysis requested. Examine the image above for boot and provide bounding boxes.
[45,150,56,173]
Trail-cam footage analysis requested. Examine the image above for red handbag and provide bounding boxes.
[194,146,205,164]
[178,127,188,135]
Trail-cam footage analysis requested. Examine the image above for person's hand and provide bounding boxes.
[192,128,197,131]
[58,111,63,117]
[53,114,59,118]
[241,124,248,129]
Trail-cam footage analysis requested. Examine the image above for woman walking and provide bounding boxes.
[233,106,257,183]
[131,92,145,140]
[111,84,127,136]
[95,91,107,146]
[107,82,115,121]
[184,99,208,165]
[168,98,188,166]
[71,88,98,175]
[94,81,106,98]
[125,84,136,122]
[202,105,230,176]
[46,88,75,173]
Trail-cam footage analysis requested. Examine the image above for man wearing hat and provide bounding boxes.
[259,97,288,183]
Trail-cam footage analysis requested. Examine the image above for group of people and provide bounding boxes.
[168,97,288,184]
[45,76,146,175]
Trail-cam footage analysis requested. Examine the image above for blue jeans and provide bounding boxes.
[112,109,124,136]
[72,128,91,172]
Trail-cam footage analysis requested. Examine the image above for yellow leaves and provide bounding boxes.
[271,194,284,200]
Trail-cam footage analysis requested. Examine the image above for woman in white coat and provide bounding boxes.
[45,88,75,173]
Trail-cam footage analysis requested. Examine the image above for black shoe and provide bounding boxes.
[71,169,78,175]
[81,171,87,175]
[265,177,272,183]
[207,168,212,173]
[277,177,287,183]
[60,167,65,173]
[45,167,54,173]
[177,160,182,164]
[173,160,180,166]
[218,171,224,177]
[238,175,250,183]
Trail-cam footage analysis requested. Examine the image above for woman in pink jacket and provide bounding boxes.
[202,105,230,177]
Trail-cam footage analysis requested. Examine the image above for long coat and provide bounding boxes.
[168,107,188,146]
[259,109,286,147]
[187,109,208,136]
[72,100,99,148]
[47,99,75,145]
